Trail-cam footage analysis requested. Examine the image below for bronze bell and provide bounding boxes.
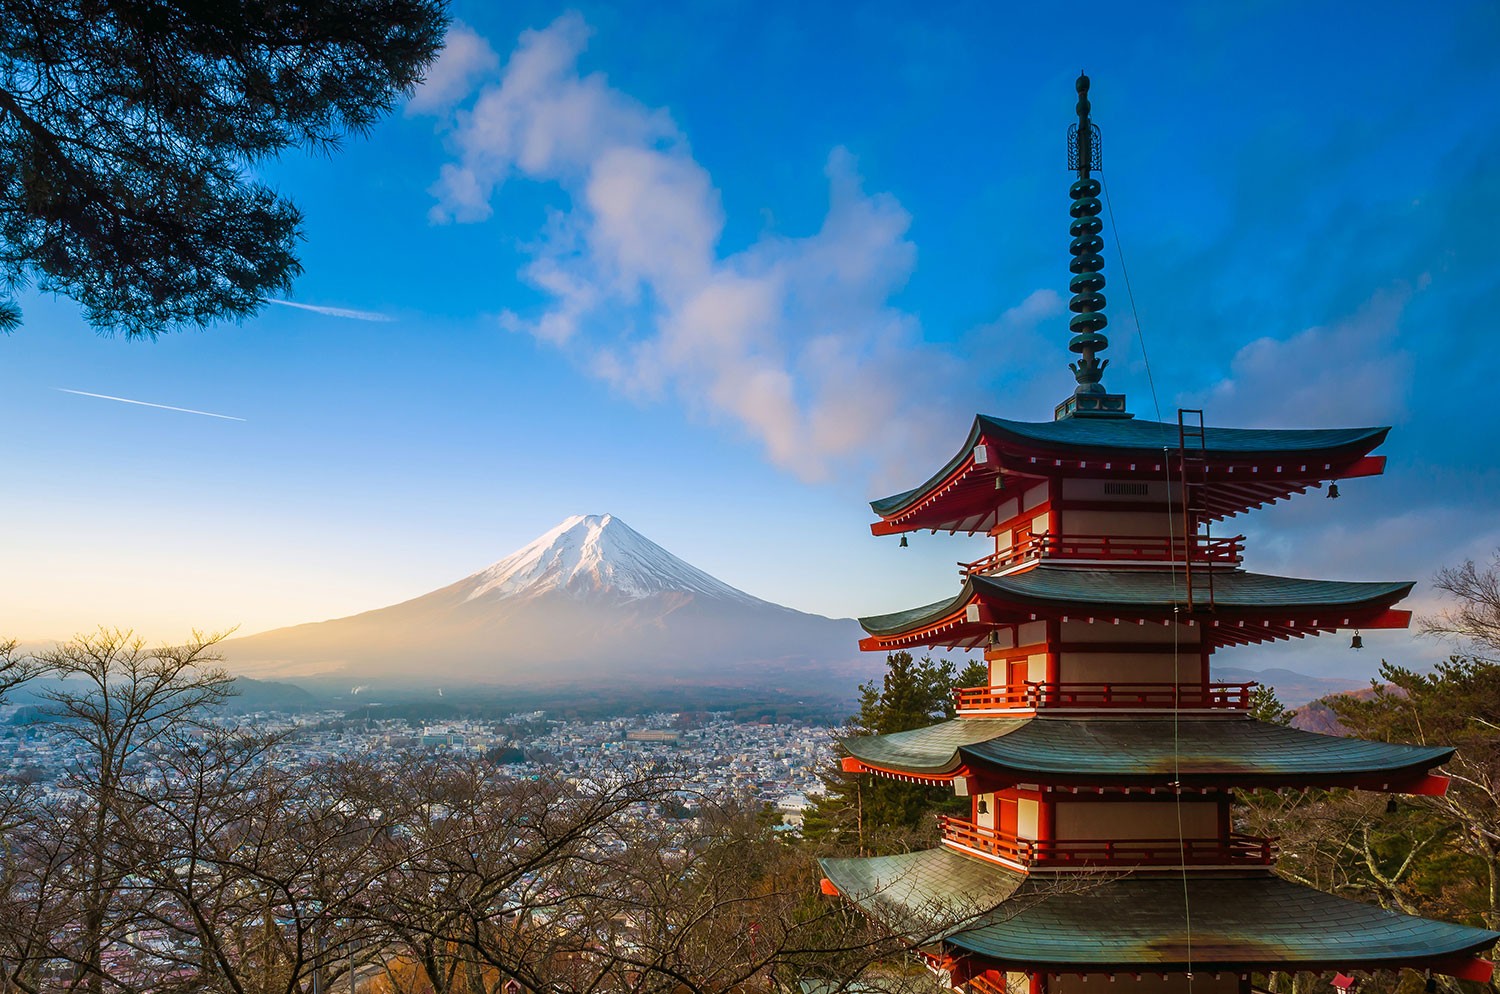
[1327,483,1341,499]
[899,535,908,548]
[1350,631,1364,650]
[977,798,988,815]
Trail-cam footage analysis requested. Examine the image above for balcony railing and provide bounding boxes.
[959,532,1244,576]
[938,816,1276,868]
[953,681,1257,713]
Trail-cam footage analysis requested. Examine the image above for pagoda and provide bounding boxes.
[818,75,1498,994]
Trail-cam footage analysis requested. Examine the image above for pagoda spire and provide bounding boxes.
[1056,72,1130,420]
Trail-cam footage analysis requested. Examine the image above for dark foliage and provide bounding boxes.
[802,652,977,853]
[0,0,447,336]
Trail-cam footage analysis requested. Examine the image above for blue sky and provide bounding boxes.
[3,1,1496,681]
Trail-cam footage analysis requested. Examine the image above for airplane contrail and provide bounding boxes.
[56,388,246,422]
[262,298,394,322]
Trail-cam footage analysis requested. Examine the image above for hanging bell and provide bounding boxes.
[899,535,908,548]
[1350,631,1363,650]
[1385,797,1398,815]
[1425,975,1436,994]
[977,798,989,815]
[1326,483,1341,499]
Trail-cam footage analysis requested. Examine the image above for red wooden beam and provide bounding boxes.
[1392,772,1451,796]
[1362,608,1413,630]
[840,755,962,785]
[1428,955,1494,982]
[1338,455,1387,480]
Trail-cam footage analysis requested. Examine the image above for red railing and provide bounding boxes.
[960,532,1244,576]
[938,816,1276,868]
[953,681,1256,713]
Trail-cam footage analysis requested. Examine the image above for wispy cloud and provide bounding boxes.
[420,13,1019,484]
[1186,285,1413,428]
[261,299,395,322]
[56,389,246,422]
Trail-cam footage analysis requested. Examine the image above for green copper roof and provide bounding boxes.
[978,416,1389,457]
[955,873,1500,969]
[844,719,1028,775]
[819,846,1025,939]
[858,566,1414,636]
[844,717,1452,786]
[821,849,1499,971]
[870,416,1389,517]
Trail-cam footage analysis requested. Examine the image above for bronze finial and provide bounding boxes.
[1056,73,1129,420]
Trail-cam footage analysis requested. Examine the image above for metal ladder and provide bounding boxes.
[1176,409,1215,612]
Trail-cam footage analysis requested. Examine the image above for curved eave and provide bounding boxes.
[869,417,1390,535]
[957,718,1454,791]
[946,872,1498,978]
[858,568,1413,651]
[842,719,1027,778]
[819,846,1026,940]
[840,717,1453,792]
[820,849,1498,981]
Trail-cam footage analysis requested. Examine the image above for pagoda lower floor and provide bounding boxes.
[820,847,1498,987]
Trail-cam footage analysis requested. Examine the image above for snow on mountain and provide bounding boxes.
[460,514,764,605]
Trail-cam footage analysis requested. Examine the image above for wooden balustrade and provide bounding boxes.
[938,816,1276,868]
[960,532,1244,576]
[953,681,1257,713]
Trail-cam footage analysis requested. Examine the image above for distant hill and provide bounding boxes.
[220,514,870,696]
[1289,684,1393,734]
[228,678,320,712]
[1212,665,1369,708]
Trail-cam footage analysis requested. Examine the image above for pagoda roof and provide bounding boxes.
[820,847,1498,978]
[842,717,1452,791]
[859,565,1413,651]
[870,416,1389,533]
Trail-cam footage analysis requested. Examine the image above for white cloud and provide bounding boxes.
[262,299,395,322]
[405,22,500,117]
[1188,286,1413,427]
[424,14,1017,484]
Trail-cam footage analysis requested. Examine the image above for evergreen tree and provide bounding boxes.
[1238,662,1500,994]
[1248,683,1294,725]
[802,652,976,854]
[1328,657,1500,937]
[0,0,447,335]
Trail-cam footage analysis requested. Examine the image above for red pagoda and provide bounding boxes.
[818,75,1499,994]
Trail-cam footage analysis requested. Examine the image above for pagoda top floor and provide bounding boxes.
[870,414,1389,534]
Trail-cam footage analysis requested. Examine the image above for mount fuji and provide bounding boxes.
[220,514,868,692]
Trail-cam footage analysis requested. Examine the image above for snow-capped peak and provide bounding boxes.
[462,514,766,605]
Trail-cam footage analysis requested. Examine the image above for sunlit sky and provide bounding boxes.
[3,1,1496,680]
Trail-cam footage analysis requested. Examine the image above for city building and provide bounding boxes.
[818,75,1499,994]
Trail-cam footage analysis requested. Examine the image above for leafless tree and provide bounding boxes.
[1421,552,1500,654]
[29,628,236,993]
[0,638,40,704]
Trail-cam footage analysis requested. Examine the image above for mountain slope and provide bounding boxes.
[221,515,867,692]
